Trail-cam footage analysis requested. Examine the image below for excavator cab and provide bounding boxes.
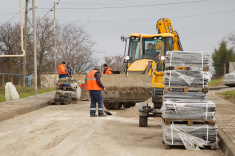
[126,34,174,73]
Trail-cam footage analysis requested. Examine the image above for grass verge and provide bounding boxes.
[216,90,235,104]
[0,87,55,102]
[208,78,224,87]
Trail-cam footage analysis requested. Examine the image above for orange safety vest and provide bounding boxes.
[86,70,102,91]
[104,67,112,74]
[58,64,68,75]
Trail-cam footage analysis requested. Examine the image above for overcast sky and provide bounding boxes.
[1,0,235,66]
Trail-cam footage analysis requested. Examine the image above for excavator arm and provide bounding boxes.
[156,18,183,51]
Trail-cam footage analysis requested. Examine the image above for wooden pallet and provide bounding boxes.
[163,140,217,150]
[49,100,78,105]
[72,99,80,103]
[162,118,216,126]
[165,66,209,71]
[164,87,208,93]
[56,86,72,90]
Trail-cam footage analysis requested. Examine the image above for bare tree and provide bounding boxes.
[0,22,22,74]
[25,17,55,86]
[36,18,55,85]
[228,32,235,47]
[104,55,123,71]
[56,23,96,73]
[0,18,98,87]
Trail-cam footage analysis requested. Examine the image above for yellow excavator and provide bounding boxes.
[102,18,183,122]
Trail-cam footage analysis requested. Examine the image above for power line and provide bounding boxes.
[3,11,21,24]
[171,9,235,18]
[1,1,59,25]
[0,12,19,16]
[1,0,234,24]
[1,9,45,25]
[58,9,235,23]
[59,0,231,6]
[38,0,230,10]
[36,0,51,2]
[37,0,61,25]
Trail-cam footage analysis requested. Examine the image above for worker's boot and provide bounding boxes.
[98,114,107,117]
[90,115,97,117]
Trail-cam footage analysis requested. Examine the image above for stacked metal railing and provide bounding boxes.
[161,51,217,150]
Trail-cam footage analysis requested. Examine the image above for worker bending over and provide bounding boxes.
[103,63,112,74]
[58,61,68,78]
[67,63,73,77]
[86,65,107,117]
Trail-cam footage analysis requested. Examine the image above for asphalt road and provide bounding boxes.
[0,100,224,156]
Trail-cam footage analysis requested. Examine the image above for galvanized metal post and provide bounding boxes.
[19,75,21,86]
[224,63,226,75]
[2,74,4,85]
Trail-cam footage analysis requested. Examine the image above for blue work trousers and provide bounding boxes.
[89,90,104,116]
[59,74,68,78]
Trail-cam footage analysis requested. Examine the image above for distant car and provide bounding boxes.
[224,71,235,87]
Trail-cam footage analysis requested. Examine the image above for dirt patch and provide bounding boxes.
[216,94,235,104]
[208,78,224,87]
[113,99,162,123]
[114,98,153,118]
[114,105,139,118]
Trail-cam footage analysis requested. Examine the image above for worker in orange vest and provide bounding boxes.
[103,63,112,74]
[86,65,107,117]
[58,61,68,78]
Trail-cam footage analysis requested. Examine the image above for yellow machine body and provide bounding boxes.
[156,18,183,51]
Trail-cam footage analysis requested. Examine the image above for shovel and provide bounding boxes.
[104,108,112,115]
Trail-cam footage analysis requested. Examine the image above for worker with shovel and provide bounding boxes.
[67,63,73,78]
[86,65,107,117]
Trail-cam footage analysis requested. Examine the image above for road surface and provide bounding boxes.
[0,101,223,156]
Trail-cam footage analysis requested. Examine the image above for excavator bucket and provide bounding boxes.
[101,74,152,110]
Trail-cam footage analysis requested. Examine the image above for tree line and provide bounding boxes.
[212,33,235,78]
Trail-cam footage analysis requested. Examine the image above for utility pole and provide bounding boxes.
[54,2,57,75]
[23,0,29,88]
[54,2,57,86]
[32,0,37,96]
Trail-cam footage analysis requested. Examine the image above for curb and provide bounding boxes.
[0,101,49,122]
[218,127,235,156]
[211,87,235,156]
[208,86,228,90]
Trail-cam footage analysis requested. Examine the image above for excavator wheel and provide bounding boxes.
[130,103,136,107]
[123,102,136,108]
[104,102,122,110]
